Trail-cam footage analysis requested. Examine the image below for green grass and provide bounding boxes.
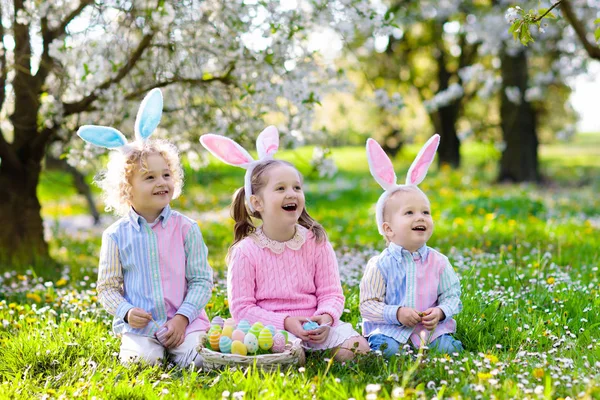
[1,134,599,399]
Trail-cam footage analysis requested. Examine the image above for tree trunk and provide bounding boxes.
[431,104,461,168]
[499,48,540,183]
[0,159,52,270]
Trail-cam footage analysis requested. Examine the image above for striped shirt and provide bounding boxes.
[359,242,462,346]
[97,205,213,337]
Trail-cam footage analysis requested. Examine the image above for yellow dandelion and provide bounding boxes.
[453,217,465,226]
[207,303,214,309]
[533,368,544,379]
[466,205,475,214]
[17,275,26,281]
[508,219,516,227]
[223,299,229,307]
[26,293,42,303]
[485,213,495,221]
[507,244,513,251]
[26,318,37,324]
[484,354,499,364]
[8,303,16,309]
[56,278,68,287]
[477,372,492,380]
[547,277,555,285]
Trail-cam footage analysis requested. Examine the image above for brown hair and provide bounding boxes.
[229,159,327,253]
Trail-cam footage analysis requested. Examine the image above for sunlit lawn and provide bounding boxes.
[0,134,599,399]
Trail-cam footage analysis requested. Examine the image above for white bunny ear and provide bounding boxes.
[366,138,397,191]
[199,134,255,168]
[256,125,279,159]
[406,134,440,185]
[77,125,128,149]
[134,88,163,141]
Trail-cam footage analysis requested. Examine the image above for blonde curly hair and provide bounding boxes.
[95,139,184,217]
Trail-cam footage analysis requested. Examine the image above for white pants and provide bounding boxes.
[119,331,203,368]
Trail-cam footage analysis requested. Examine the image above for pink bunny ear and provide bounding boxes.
[366,138,397,191]
[405,134,440,185]
[200,134,255,168]
[256,125,279,159]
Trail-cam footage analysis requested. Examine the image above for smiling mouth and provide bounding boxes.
[412,225,426,231]
[282,203,298,212]
[154,190,169,195]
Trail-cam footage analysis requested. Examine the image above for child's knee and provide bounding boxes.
[368,334,401,358]
[430,335,463,354]
[119,347,164,366]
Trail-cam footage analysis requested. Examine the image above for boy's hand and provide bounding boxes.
[396,307,422,327]
[126,308,152,329]
[306,314,332,344]
[161,315,189,349]
[422,307,445,330]
[284,316,311,342]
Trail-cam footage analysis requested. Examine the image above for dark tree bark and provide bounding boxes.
[498,48,541,183]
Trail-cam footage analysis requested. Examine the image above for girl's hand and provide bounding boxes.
[284,316,311,342]
[126,308,152,329]
[422,307,445,330]
[307,314,333,344]
[161,315,189,349]
[396,307,422,327]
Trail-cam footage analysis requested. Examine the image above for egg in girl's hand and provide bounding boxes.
[237,319,251,334]
[231,340,248,356]
[221,325,234,338]
[271,333,286,353]
[244,333,259,354]
[303,321,320,331]
[211,316,224,328]
[232,329,245,342]
[219,336,232,354]
[209,331,221,351]
[258,327,273,350]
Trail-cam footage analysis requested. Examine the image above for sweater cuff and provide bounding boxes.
[116,302,135,323]
[437,305,451,322]
[384,305,402,325]
[314,308,341,325]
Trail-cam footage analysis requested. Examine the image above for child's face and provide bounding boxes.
[251,164,305,227]
[382,188,433,252]
[129,153,174,220]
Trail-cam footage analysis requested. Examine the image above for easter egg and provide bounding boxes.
[224,317,236,327]
[208,324,222,334]
[237,319,251,334]
[271,333,286,353]
[211,315,224,328]
[258,327,273,350]
[251,321,264,331]
[231,340,248,356]
[209,331,221,351]
[219,336,232,354]
[244,333,259,353]
[221,325,234,338]
[248,325,261,339]
[303,321,320,331]
[265,324,276,336]
[232,329,245,342]
[279,330,289,342]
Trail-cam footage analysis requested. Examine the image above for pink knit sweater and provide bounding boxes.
[227,225,345,330]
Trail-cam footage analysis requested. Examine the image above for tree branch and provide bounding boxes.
[534,1,563,22]
[36,0,95,85]
[63,32,156,116]
[0,2,7,110]
[560,0,600,60]
[123,64,236,100]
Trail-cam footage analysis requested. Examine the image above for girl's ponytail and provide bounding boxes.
[229,186,256,253]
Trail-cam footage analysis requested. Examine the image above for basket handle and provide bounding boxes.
[197,332,208,350]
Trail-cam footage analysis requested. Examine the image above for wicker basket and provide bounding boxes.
[197,333,305,371]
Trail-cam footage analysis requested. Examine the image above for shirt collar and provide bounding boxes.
[128,205,172,231]
[388,242,429,262]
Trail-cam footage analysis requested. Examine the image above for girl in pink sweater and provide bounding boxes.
[200,126,370,361]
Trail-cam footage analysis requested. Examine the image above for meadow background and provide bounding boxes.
[0,133,598,399]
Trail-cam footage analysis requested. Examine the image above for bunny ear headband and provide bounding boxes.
[366,134,440,235]
[199,126,280,212]
[76,88,164,152]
